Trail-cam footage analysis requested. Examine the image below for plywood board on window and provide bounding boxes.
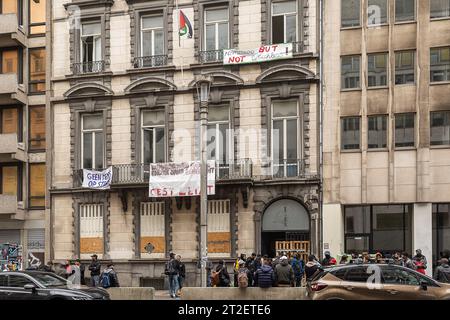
[140,236,165,253]
[2,108,18,134]
[2,166,17,195]
[80,237,104,254]
[207,232,231,253]
[30,164,45,206]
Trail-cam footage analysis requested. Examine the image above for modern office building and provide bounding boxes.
[322,0,450,274]
[0,0,47,268]
[48,0,321,286]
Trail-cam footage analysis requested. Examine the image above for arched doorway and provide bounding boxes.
[261,199,310,257]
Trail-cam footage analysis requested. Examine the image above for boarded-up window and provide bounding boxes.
[29,106,45,150]
[2,166,18,195]
[1,108,18,134]
[29,49,46,93]
[1,50,18,74]
[2,0,18,14]
[29,0,46,34]
[80,204,104,254]
[29,164,45,207]
[140,202,165,257]
[207,200,231,256]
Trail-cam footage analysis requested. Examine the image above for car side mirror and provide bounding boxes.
[24,284,36,291]
[420,280,428,291]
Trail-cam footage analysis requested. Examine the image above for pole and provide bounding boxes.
[199,99,208,287]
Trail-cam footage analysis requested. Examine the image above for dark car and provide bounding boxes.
[0,271,110,300]
[306,264,450,300]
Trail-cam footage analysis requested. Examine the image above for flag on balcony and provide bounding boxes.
[179,10,193,39]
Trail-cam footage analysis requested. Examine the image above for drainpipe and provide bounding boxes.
[318,0,324,260]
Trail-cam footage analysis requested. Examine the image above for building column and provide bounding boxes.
[413,203,432,277]
[322,203,344,258]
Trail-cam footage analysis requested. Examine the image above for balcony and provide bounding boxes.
[133,55,168,68]
[0,133,26,161]
[255,159,319,182]
[72,61,105,75]
[0,73,26,105]
[72,159,320,189]
[73,160,254,188]
[0,13,26,48]
[292,41,306,54]
[0,195,24,219]
[199,50,224,64]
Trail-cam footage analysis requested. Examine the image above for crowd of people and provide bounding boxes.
[26,254,120,288]
[166,248,450,293]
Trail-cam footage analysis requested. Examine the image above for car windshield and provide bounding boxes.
[31,273,69,287]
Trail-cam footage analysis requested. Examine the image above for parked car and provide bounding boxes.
[0,271,110,300]
[306,264,450,300]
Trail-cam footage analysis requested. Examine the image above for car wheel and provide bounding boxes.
[326,298,345,301]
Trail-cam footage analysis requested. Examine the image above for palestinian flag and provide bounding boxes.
[179,10,193,38]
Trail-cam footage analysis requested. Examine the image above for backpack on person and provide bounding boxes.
[211,270,220,287]
[238,270,248,288]
[100,271,111,288]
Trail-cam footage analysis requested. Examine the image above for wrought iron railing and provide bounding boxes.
[72,61,105,74]
[73,160,253,187]
[199,49,224,64]
[257,159,314,179]
[215,159,253,180]
[292,41,305,54]
[133,55,168,68]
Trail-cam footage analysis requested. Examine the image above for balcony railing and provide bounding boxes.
[72,159,317,188]
[72,61,105,75]
[215,159,253,180]
[292,41,305,54]
[199,50,224,64]
[258,159,314,180]
[133,55,168,68]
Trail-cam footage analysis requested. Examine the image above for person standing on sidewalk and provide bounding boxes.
[254,257,275,288]
[274,256,294,287]
[291,254,304,287]
[413,249,428,275]
[434,258,450,283]
[165,253,180,298]
[88,255,101,287]
[305,255,320,284]
[176,255,185,295]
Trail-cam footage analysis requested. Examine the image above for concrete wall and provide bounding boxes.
[182,287,307,300]
[107,287,154,300]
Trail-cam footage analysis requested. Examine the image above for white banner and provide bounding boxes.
[149,161,216,197]
[82,167,113,190]
[223,43,293,65]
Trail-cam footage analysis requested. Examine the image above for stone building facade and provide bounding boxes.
[323,0,450,274]
[48,0,321,287]
[0,0,47,267]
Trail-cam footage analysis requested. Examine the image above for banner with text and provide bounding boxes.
[149,161,216,197]
[82,167,113,190]
[223,43,293,65]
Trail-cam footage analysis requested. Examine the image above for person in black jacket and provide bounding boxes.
[215,260,230,287]
[305,255,321,283]
[88,254,101,287]
[254,257,275,288]
[176,255,186,294]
